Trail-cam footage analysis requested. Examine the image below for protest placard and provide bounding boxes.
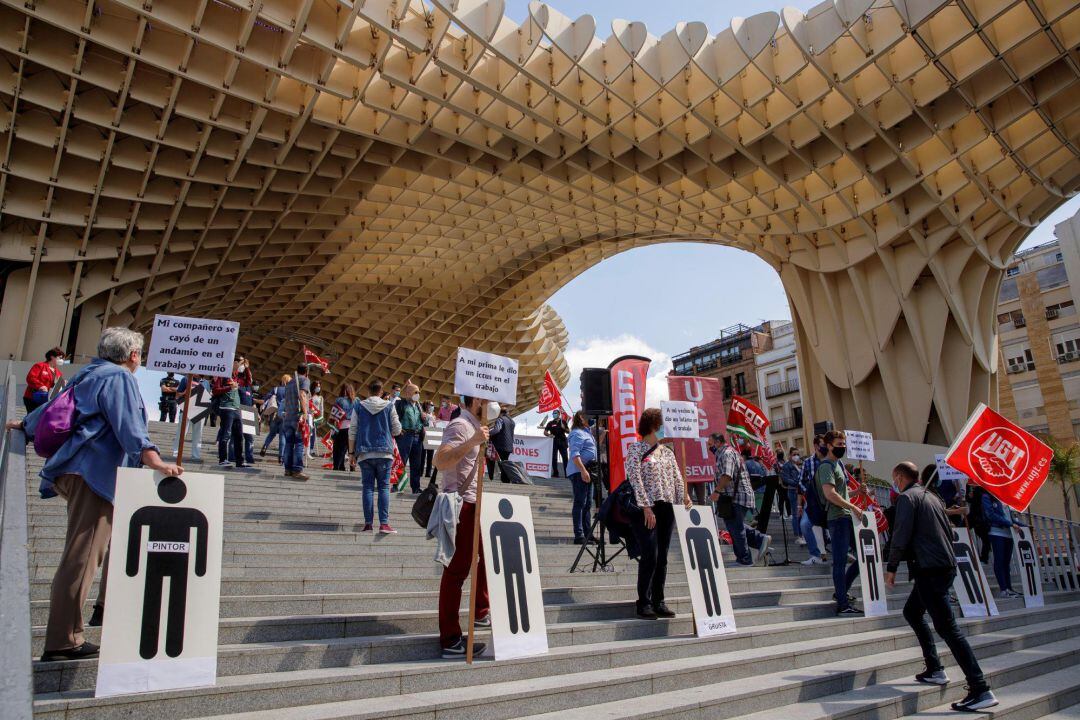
[660,400,699,439]
[674,506,736,637]
[146,315,239,378]
[844,430,875,462]
[935,453,968,484]
[454,347,519,405]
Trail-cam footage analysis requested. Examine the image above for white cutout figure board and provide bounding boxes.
[1011,525,1044,607]
[479,493,548,660]
[96,468,225,697]
[850,509,888,617]
[674,505,737,637]
[951,527,999,617]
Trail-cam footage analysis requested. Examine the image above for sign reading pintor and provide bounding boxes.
[96,469,225,698]
[660,401,699,439]
[843,430,875,462]
[673,506,736,637]
[454,347,519,405]
[146,315,239,378]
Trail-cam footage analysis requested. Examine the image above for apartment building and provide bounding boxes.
[754,320,806,454]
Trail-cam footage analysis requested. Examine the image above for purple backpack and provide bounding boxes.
[32,379,84,459]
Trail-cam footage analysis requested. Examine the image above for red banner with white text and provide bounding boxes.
[608,356,650,491]
[667,376,725,484]
[944,403,1051,512]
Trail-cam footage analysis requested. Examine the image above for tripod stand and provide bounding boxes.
[569,458,628,572]
[757,475,794,566]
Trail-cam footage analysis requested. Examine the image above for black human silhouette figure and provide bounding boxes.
[684,508,723,617]
[951,529,984,605]
[857,515,880,603]
[126,476,209,659]
[489,499,533,634]
[1015,528,1038,596]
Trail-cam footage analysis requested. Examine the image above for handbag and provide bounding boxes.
[411,478,438,528]
[30,368,97,459]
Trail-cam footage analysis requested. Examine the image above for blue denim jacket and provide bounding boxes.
[352,398,396,454]
[568,427,597,474]
[24,358,156,503]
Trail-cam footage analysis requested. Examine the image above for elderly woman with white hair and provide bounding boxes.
[7,327,182,662]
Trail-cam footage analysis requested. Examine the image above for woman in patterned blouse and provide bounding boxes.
[625,408,691,619]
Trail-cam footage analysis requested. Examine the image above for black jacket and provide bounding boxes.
[490,414,516,455]
[886,484,956,574]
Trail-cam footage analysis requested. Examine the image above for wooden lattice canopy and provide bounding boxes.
[0,0,1077,439]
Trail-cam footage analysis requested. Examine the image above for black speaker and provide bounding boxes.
[580,368,612,416]
[813,420,834,437]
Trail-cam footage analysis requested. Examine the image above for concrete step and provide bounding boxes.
[509,627,1080,720]
[894,665,1080,718]
[32,601,1079,717]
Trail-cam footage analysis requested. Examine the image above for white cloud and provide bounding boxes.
[516,334,672,433]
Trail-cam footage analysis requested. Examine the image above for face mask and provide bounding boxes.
[485,402,501,422]
[832,446,846,459]
[394,390,401,398]
[411,393,420,402]
[253,385,261,392]
[654,426,666,441]
[791,454,800,463]
[441,402,448,407]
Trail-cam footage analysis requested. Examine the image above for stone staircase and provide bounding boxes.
[24,421,1080,719]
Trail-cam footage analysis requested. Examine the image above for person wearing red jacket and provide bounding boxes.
[24,347,66,412]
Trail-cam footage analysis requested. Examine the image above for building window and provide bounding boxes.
[999,278,1019,302]
[1056,252,1064,262]
[723,376,733,399]
[793,406,803,428]
[1037,263,1068,290]
[1046,301,1075,320]
[1006,266,1020,277]
[735,372,746,395]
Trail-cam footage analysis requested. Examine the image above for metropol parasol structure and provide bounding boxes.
[0,0,1076,445]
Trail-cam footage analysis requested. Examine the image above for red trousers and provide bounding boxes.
[439,501,490,648]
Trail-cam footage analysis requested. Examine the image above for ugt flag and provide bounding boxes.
[538,370,563,414]
[303,346,330,373]
[726,395,769,447]
[944,403,1051,512]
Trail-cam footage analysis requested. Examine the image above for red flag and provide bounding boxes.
[667,376,724,483]
[847,466,889,533]
[303,346,330,373]
[608,355,650,491]
[538,370,563,413]
[726,395,770,446]
[944,403,1052,512]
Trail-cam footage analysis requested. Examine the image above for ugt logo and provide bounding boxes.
[969,427,1028,485]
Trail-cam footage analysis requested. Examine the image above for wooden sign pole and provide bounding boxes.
[465,436,488,664]
[175,373,193,464]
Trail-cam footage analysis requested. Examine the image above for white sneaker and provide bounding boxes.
[757,535,772,566]
[795,537,807,546]
[801,556,825,565]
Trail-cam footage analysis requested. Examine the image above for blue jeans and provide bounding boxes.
[827,516,860,609]
[262,416,282,453]
[989,534,1014,592]
[216,408,243,466]
[788,489,800,537]
[361,457,392,525]
[799,512,822,558]
[396,432,425,492]
[723,504,767,565]
[281,421,305,473]
[568,472,592,540]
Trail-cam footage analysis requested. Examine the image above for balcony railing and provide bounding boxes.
[1058,350,1080,365]
[771,415,803,432]
[1047,307,1060,320]
[764,378,800,399]
[1014,317,1027,327]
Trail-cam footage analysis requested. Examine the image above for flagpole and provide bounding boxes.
[465,435,488,664]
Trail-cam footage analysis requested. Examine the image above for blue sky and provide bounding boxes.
[135,0,1080,430]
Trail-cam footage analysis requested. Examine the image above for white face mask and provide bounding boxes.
[411,393,420,402]
[485,402,501,422]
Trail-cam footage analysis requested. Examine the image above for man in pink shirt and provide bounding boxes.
[436,397,458,422]
[433,395,491,657]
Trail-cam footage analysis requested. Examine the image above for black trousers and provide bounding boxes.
[551,443,568,477]
[332,428,349,471]
[487,447,511,480]
[903,567,987,690]
[630,501,675,609]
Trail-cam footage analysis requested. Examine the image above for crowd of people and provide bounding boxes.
[6,336,1024,708]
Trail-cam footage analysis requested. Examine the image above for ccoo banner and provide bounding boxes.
[1011,525,1044,608]
[96,469,224,697]
[480,493,549,660]
[950,527,999,617]
[608,355,650,490]
[850,509,888,617]
[509,435,555,478]
[667,376,725,483]
[674,506,737,637]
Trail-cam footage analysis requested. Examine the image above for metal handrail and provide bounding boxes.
[1027,511,1079,592]
[0,377,33,719]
